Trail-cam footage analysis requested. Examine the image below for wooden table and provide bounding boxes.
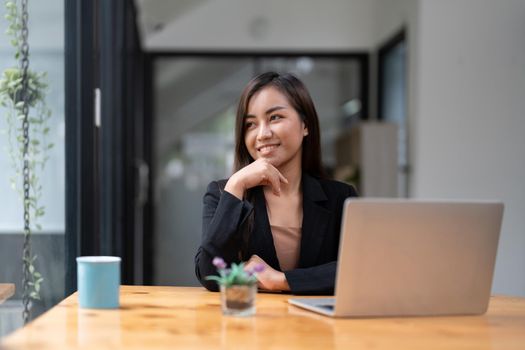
[0,284,15,305]
[1,286,525,349]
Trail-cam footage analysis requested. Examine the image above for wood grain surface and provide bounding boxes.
[0,284,15,305]
[1,285,525,349]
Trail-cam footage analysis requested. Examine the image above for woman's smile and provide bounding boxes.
[257,143,280,155]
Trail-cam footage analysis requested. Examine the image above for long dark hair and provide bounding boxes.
[233,72,325,178]
[232,72,325,261]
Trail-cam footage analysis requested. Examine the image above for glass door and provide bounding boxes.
[0,0,65,335]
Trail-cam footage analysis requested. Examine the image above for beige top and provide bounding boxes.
[270,225,301,271]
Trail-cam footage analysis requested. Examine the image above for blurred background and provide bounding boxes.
[141,0,525,296]
[0,0,524,336]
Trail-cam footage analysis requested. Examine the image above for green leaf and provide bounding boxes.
[204,275,223,283]
[29,265,35,274]
[226,271,236,285]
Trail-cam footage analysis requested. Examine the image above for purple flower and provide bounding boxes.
[212,257,227,270]
[253,263,265,273]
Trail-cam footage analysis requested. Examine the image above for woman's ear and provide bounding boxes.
[303,126,309,137]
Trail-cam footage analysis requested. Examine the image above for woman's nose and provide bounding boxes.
[257,123,272,140]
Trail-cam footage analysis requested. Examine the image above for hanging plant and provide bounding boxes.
[1,0,53,320]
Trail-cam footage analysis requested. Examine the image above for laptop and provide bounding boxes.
[288,198,504,317]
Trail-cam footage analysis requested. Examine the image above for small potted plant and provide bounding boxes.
[206,257,264,316]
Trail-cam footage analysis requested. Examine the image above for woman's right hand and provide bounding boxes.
[224,158,288,199]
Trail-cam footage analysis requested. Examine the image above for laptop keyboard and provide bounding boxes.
[319,304,334,310]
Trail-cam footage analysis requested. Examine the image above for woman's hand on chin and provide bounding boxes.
[244,254,290,292]
[224,158,288,199]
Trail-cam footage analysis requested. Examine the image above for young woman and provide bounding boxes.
[195,72,357,295]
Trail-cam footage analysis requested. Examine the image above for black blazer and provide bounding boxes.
[194,173,357,295]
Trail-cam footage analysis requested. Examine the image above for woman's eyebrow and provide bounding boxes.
[265,105,286,115]
[245,105,286,119]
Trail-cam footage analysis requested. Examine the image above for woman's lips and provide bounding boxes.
[257,144,279,155]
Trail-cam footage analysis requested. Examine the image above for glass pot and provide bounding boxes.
[220,284,257,316]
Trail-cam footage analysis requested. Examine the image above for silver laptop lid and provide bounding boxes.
[334,199,503,317]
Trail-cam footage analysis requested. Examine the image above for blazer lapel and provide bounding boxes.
[298,174,332,267]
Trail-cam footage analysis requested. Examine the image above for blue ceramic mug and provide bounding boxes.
[77,256,121,309]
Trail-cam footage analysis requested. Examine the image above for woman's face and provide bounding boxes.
[244,86,308,170]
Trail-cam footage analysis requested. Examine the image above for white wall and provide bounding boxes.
[144,0,375,51]
[412,0,525,296]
